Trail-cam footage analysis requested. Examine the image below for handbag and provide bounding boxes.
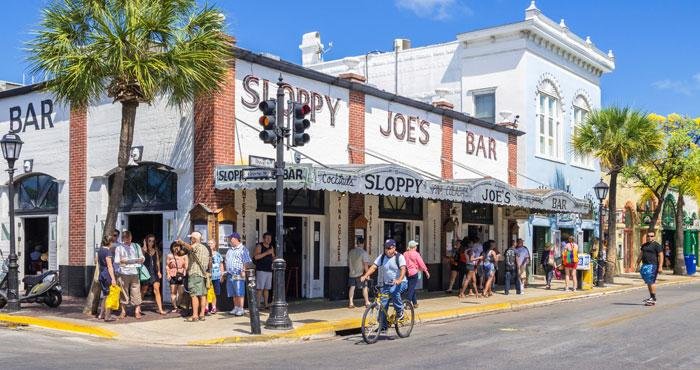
[106,285,121,310]
[171,255,185,284]
[134,244,152,283]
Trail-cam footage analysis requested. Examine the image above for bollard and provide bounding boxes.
[245,268,261,334]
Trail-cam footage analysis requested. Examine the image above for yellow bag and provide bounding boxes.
[106,285,121,311]
[206,283,215,304]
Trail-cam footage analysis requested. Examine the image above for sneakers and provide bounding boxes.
[643,297,656,306]
[396,311,405,322]
[229,308,238,315]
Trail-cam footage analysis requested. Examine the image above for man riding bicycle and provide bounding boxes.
[361,239,407,330]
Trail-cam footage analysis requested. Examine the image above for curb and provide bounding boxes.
[0,313,117,339]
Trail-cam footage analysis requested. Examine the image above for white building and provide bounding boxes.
[303,1,615,275]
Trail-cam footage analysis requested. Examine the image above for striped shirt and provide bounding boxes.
[226,244,252,276]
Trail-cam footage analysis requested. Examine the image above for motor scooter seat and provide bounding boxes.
[22,272,50,287]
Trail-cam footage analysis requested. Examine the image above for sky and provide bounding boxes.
[1,0,698,116]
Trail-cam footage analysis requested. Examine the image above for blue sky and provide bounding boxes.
[2,0,698,116]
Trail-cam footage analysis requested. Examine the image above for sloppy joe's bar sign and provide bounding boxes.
[241,74,342,127]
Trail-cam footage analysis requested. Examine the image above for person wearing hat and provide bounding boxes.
[361,239,408,329]
[224,232,252,316]
[347,236,371,308]
[404,240,430,308]
[177,231,210,322]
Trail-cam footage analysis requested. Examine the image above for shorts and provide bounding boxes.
[118,274,142,306]
[256,270,272,290]
[227,278,246,297]
[483,264,495,277]
[450,263,459,272]
[212,279,221,296]
[466,264,475,272]
[563,263,577,269]
[640,264,658,285]
[187,275,207,297]
[348,276,367,289]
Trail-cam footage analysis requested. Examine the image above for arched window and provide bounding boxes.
[109,163,177,212]
[537,80,562,159]
[572,95,593,168]
[15,174,58,214]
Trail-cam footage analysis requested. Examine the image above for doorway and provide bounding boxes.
[662,230,675,269]
[266,216,303,300]
[532,226,549,275]
[384,221,408,253]
[127,214,164,251]
[24,217,49,275]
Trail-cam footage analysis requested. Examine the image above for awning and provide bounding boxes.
[214,164,590,214]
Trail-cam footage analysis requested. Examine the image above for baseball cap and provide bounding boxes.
[228,232,241,241]
[408,240,419,249]
[187,231,202,239]
[384,239,396,248]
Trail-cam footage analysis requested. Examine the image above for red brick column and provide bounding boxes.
[508,134,518,186]
[193,64,236,209]
[68,106,87,266]
[348,89,365,164]
[434,101,454,180]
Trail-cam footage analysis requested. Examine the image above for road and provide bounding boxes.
[2,282,699,370]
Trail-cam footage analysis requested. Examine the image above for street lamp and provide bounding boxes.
[593,178,609,288]
[1,132,23,311]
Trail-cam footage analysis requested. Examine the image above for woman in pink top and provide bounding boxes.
[404,240,430,308]
[166,242,189,313]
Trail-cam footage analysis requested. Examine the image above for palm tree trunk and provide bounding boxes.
[647,183,671,232]
[605,171,618,283]
[83,100,139,315]
[674,193,686,275]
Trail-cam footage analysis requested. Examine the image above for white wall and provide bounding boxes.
[364,95,443,177]
[235,61,350,167]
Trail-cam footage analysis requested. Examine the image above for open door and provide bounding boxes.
[48,215,58,270]
[305,216,324,298]
[161,211,177,304]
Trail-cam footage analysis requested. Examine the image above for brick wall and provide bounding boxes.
[193,64,236,209]
[441,115,453,180]
[508,134,518,186]
[68,106,87,266]
[348,90,365,164]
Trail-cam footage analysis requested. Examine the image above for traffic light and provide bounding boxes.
[258,99,277,145]
[292,102,311,146]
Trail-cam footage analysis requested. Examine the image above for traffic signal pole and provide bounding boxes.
[265,76,293,329]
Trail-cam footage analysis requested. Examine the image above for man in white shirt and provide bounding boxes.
[114,230,144,319]
[348,237,370,308]
[515,238,531,291]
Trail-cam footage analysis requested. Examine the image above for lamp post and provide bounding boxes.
[1,132,23,311]
[593,178,609,288]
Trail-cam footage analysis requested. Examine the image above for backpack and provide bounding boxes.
[562,243,579,265]
[504,248,516,270]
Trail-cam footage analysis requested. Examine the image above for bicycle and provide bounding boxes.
[361,281,415,344]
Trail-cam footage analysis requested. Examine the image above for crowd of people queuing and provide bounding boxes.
[95,228,276,322]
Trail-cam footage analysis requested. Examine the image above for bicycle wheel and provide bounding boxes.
[361,302,381,344]
[394,300,414,338]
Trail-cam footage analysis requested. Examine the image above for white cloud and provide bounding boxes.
[394,0,472,21]
[652,73,700,96]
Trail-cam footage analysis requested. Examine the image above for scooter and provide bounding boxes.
[0,250,63,309]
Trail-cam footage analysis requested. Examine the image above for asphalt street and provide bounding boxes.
[2,281,699,370]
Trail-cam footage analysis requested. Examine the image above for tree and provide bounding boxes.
[572,107,663,283]
[28,0,232,313]
[623,114,700,274]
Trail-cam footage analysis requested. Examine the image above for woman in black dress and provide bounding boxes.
[140,234,165,315]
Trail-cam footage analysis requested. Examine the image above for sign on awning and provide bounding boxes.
[214,163,590,214]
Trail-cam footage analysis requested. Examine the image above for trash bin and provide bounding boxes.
[685,255,697,275]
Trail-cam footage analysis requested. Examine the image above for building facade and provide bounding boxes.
[0,42,588,298]
[303,1,615,276]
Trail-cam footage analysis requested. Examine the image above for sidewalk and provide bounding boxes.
[1,272,696,346]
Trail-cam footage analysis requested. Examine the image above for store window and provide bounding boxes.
[537,81,562,159]
[572,95,592,168]
[257,189,324,215]
[15,174,58,215]
[461,202,493,224]
[109,163,178,212]
[474,92,496,124]
[379,196,422,220]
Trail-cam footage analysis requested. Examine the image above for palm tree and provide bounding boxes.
[572,107,662,283]
[27,0,232,312]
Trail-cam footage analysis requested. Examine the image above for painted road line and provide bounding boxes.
[0,314,117,339]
